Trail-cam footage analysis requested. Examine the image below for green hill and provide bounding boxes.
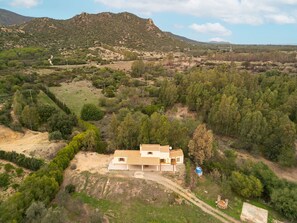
[1,11,197,51]
[0,8,33,26]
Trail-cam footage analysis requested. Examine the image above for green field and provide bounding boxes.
[37,91,61,110]
[74,192,221,223]
[50,80,103,115]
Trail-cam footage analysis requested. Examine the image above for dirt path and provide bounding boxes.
[135,172,239,223]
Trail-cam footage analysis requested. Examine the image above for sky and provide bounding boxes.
[1,0,297,45]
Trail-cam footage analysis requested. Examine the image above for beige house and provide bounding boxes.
[108,144,184,171]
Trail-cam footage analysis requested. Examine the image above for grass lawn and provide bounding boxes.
[37,91,61,110]
[74,192,221,223]
[50,80,103,115]
[193,176,286,223]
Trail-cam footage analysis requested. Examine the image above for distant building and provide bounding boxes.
[240,202,268,223]
[108,144,184,171]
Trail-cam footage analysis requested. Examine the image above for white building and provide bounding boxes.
[108,144,184,171]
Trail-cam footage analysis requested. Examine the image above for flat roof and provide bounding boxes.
[241,202,268,223]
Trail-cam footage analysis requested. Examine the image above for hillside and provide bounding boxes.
[0,11,195,51]
[0,8,33,26]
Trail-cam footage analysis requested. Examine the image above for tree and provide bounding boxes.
[159,80,178,108]
[131,60,145,77]
[117,113,140,149]
[37,104,57,123]
[48,113,76,138]
[209,94,241,135]
[188,124,214,165]
[25,201,47,223]
[149,112,170,145]
[230,171,263,198]
[239,110,267,144]
[21,105,40,130]
[271,187,297,221]
[81,103,104,121]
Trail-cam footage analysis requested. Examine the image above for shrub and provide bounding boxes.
[49,131,63,141]
[81,104,104,121]
[4,163,14,172]
[271,187,297,221]
[229,171,263,198]
[16,168,24,176]
[0,173,10,188]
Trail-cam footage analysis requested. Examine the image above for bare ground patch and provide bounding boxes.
[0,125,66,160]
[166,103,196,120]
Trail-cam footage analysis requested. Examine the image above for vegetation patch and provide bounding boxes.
[50,80,103,115]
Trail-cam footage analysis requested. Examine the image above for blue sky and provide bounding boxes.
[1,0,297,45]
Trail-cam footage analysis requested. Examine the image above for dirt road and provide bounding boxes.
[134,171,240,223]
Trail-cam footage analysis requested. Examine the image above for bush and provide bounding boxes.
[0,173,10,188]
[49,131,63,141]
[271,187,297,221]
[81,104,104,121]
[65,184,76,194]
[16,168,24,176]
[229,171,263,198]
[48,113,77,138]
[4,163,14,172]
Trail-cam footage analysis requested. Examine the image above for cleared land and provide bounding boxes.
[0,125,65,160]
[50,80,103,115]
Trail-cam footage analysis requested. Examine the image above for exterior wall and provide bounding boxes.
[140,150,161,158]
[159,152,170,159]
[112,157,127,164]
[108,163,128,170]
[176,156,184,164]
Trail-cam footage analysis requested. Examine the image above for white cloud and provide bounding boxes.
[190,23,232,36]
[94,0,297,25]
[266,14,296,24]
[209,37,228,42]
[10,0,40,8]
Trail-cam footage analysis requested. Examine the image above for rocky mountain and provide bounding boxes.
[0,9,33,26]
[1,11,198,51]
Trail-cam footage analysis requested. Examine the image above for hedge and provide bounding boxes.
[0,150,44,171]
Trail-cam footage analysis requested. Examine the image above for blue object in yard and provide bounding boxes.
[195,166,203,177]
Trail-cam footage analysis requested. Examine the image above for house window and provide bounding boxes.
[177,157,180,162]
[118,158,125,162]
[147,152,153,155]
[160,159,166,163]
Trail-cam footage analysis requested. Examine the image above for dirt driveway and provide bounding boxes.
[67,152,239,223]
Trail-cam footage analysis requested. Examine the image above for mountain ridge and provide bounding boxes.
[0,8,34,26]
[0,10,200,51]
